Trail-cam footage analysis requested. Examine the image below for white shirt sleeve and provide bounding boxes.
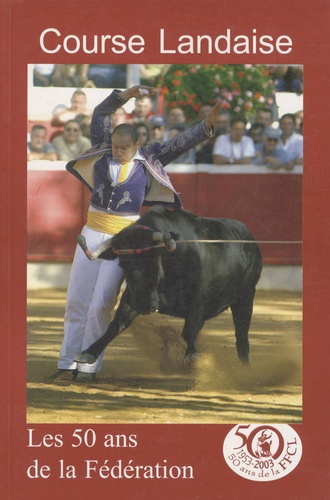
[292,135,303,160]
[212,134,231,157]
[242,136,256,157]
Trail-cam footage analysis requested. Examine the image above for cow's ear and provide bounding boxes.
[98,248,118,260]
[169,231,180,241]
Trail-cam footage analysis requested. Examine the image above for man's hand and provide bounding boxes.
[119,85,155,101]
[204,100,223,130]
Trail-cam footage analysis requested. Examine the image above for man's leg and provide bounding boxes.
[78,257,124,374]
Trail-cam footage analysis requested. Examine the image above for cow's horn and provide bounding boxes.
[152,231,176,252]
[77,235,113,260]
[151,231,164,242]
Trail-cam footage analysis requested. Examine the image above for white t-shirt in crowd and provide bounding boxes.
[213,134,256,161]
[277,132,303,162]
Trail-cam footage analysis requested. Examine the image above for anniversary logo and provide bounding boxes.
[223,424,302,482]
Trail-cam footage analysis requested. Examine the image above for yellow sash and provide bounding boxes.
[87,211,135,235]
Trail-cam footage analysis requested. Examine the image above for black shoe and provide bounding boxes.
[49,369,78,381]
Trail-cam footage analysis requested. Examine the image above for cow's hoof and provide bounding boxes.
[74,371,97,382]
[239,356,250,367]
[184,351,199,366]
[75,353,96,364]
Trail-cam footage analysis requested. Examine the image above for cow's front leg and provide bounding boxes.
[75,289,138,364]
[181,300,204,363]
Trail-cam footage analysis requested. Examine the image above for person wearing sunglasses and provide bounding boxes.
[253,127,287,169]
[51,119,91,161]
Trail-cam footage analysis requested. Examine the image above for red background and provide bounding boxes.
[2,0,330,498]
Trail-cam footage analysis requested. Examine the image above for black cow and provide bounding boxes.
[75,206,262,367]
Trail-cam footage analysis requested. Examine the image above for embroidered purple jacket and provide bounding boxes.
[66,90,214,212]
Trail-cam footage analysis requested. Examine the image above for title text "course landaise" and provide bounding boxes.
[40,28,293,55]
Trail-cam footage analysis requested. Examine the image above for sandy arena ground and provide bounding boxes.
[27,289,302,424]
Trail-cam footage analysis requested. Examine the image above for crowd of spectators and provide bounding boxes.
[33,64,173,89]
[33,64,127,88]
[272,65,303,94]
[28,89,93,161]
[34,64,303,96]
[28,65,304,168]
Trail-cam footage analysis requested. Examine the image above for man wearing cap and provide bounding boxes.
[148,114,167,141]
[253,127,287,169]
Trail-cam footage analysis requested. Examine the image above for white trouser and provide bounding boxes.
[58,225,124,373]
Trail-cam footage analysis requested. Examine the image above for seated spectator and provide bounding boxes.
[278,113,303,170]
[273,65,303,94]
[294,110,303,135]
[148,114,167,142]
[248,123,265,146]
[75,114,92,140]
[28,125,57,161]
[254,107,274,127]
[165,106,187,140]
[51,120,91,161]
[87,64,127,88]
[253,127,287,169]
[196,104,212,122]
[111,107,127,129]
[214,110,231,135]
[195,110,231,164]
[126,95,154,125]
[139,64,171,85]
[167,107,187,128]
[51,90,91,128]
[168,125,195,164]
[195,139,214,164]
[135,122,150,147]
[52,64,89,87]
[33,64,58,87]
[213,116,255,165]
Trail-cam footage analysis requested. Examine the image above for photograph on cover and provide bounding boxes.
[27,63,302,424]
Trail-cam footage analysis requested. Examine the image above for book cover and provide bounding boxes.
[1,0,329,498]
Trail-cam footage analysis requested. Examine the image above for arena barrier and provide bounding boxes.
[27,161,302,266]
